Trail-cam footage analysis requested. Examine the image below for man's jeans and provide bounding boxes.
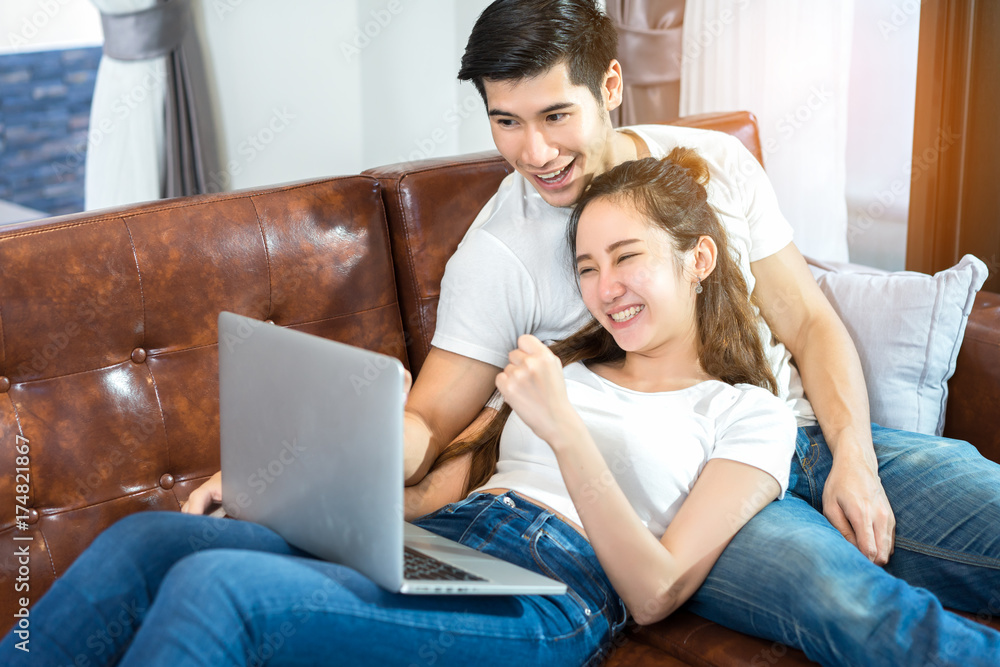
[684,424,1000,666]
[0,492,624,666]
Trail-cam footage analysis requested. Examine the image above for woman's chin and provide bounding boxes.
[610,333,642,353]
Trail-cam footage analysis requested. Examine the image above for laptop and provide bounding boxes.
[217,311,567,595]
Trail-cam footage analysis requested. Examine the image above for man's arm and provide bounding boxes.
[404,346,501,485]
[403,407,497,518]
[403,452,473,520]
[182,348,495,515]
[750,242,895,564]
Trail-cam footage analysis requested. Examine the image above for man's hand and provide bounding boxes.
[182,471,222,515]
[821,447,895,565]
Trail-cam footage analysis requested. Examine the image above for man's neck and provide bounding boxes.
[602,128,637,172]
[617,128,651,163]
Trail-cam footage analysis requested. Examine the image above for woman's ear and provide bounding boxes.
[692,235,718,282]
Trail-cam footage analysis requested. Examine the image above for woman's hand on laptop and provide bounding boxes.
[181,471,223,515]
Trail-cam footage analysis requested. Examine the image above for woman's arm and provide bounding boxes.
[496,335,781,625]
[546,421,778,625]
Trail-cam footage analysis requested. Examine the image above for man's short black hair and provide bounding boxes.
[458,0,618,105]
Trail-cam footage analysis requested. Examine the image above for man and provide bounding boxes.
[395,1,1000,665]
[188,1,1000,663]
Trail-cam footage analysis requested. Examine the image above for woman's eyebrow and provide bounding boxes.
[576,238,642,263]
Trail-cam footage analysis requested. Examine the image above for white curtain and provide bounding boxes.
[680,0,854,262]
[85,0,165,211]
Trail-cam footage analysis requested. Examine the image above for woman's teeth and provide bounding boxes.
[611,305,644,323]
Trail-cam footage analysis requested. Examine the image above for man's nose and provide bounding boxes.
[521,127,558,168]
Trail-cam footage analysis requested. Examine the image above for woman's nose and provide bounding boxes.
[599,271,626,302]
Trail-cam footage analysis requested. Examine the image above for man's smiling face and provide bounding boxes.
[483,62,621,208]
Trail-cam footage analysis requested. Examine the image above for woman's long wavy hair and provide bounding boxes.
[430,147,777,494]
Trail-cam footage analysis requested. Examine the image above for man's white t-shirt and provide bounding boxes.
[474,362,798,538]
[432,124,817,425]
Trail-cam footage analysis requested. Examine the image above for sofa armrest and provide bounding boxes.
[943,290,1000,462]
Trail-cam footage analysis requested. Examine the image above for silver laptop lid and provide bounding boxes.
[218,311,406,590]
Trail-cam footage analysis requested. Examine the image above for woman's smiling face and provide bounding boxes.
[574,196,699,355]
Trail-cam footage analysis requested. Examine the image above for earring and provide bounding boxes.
[694,277,703,294]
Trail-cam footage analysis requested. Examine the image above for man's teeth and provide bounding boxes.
[611,306,643,323]
[538,165,569,181]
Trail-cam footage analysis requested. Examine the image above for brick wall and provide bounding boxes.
[0,46,102,217]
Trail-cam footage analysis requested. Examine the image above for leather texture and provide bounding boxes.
[365,151,513,375]
[0,176,407,633]
[0,111,996,666]
[945,290,1000,463]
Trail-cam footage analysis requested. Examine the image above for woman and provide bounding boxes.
[0,149,795,666]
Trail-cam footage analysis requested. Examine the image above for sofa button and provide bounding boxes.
[159,473,175,490]
[0,377,9,393]
[131,348,147,364]
[24,508,39,525]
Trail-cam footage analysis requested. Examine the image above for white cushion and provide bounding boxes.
[806,255,988,435]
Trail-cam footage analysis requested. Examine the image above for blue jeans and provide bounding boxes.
[680,423,1000,666]
[0,491,625,666]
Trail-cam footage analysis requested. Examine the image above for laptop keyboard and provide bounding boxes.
[404,546,487,582]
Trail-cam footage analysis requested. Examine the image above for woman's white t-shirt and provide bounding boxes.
[475,362,798,538]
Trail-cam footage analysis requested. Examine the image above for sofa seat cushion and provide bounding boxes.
[629,607,1000,666]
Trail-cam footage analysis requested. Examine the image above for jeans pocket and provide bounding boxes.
[410,493,492,537]
[443,491,491,514]
[793,425,820,469]
[790,425,829,508]
[529,529,608,626]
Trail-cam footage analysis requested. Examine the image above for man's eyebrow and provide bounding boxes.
[488,102,576,118]
[575,239,642,263]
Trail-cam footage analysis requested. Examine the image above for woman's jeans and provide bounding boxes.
[0,491,625,667]
[681,424,1000,666]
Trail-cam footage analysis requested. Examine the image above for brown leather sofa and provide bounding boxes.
[1,111,997,665]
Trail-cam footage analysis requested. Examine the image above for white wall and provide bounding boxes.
[680,0,855,263]
[1,0,103,54]
[193,0,496,192]
[844,0,920,270]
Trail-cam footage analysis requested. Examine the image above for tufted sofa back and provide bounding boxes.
[0,177,407,625]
